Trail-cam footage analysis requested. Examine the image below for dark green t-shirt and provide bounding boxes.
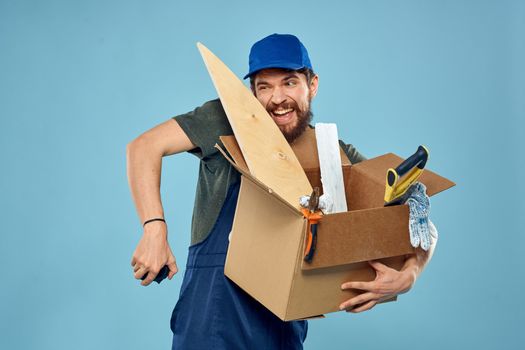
[174,99,366,245]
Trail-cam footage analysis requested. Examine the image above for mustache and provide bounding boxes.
[266,101,298,112]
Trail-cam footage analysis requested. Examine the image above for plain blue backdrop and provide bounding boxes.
[1,0,523,349]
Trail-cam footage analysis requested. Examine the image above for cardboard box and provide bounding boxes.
[216,135,455,321]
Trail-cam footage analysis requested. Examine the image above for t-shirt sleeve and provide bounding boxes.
[338,140,367,164]
[172,99,233,159]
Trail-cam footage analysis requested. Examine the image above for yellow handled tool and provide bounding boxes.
[384,145,429,206]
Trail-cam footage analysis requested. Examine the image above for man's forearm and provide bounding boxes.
[339,236,438,311]
[401,236,437,284]
[127,120,195,285]
[126,135,165,224]
[126,119,197,225]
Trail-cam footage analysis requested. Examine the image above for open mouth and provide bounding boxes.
[270,107,294,125]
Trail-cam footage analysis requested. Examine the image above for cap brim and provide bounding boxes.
[243,62,305,79]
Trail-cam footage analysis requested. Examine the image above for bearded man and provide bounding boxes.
[127,33,435,349]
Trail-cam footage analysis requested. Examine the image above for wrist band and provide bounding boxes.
[143,218,166,227]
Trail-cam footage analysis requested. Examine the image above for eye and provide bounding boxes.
[285,80,297,87]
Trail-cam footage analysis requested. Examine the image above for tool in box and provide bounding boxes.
[384,145,429,206]
[302,187,323,262]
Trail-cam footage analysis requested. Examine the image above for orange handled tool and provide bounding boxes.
[302,187,322,262]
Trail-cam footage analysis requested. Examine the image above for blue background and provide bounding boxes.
[1,0,523,349]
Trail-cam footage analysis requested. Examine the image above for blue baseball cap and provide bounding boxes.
[243,33,313,79]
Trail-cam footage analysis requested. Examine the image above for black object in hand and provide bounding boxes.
[141,265,170,284]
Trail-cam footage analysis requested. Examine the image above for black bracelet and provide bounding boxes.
[143,218,166,227]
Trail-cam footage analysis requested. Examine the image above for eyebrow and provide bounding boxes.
[282,74,300,81]
[256,73,300,87]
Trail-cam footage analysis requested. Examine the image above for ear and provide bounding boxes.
[309,75,319,99]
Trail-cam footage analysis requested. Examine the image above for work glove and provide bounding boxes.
[299,193,333,213]
[405,182,438,251]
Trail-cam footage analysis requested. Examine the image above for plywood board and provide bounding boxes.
[197,42,312,209]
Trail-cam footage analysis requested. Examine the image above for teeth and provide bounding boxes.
[273,108,293,116]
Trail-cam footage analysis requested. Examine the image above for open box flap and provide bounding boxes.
[220,133,352,195]
[218,136,249,173]
[353,153,456,197]
[301,205,415,270]
[215,138,303,217]
[199,43,312,210]
[348,153,456,210]
[280,127,352,169]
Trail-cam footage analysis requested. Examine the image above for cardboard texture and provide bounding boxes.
[217,134,455,321]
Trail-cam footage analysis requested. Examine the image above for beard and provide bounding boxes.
[266,99,313,144]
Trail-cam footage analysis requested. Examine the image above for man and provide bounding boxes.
[127,34,435,349]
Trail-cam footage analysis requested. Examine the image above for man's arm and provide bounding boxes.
[127,119,195,286]
[339,238,437,312]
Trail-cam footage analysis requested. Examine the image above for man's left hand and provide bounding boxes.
[339,260,416,313]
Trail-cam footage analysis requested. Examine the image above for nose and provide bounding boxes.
[270,86,287,105]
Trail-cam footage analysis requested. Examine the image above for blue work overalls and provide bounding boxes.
[170,181,308,349]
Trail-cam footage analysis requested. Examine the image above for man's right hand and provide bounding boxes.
[131,221,178,286]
